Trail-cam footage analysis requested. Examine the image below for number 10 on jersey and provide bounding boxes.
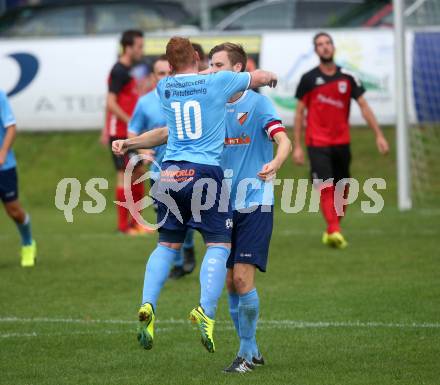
[171,101,202,140]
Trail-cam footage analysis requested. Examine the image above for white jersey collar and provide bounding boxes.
[174,73,198,77]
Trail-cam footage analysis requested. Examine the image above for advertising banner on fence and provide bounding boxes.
[260,30,398,125]
[1,30,431,131]
[0,36,117,130]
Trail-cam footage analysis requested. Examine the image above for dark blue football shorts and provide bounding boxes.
[226,205,274,272]
[156,161,232,244]
[0,167,18,203]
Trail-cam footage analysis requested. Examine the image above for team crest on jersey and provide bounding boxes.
[338,81,348,94]
[225,218,233,229]
[237,112,249,125]
[315,77,325,85]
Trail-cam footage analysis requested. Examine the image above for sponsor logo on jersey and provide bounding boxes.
[237,112,249,125]
[224,133,251,145]
[338,81,348,94]
[315,76,325,85]
[160,168,195,182]
[317,93,344,109]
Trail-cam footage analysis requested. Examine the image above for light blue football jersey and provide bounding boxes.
[0,91,17,171]
[221,90,285,211]
[128,89,167,178]
[157,71,251,166]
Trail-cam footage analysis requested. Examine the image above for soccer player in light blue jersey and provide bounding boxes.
[209,43,292,372]
[128,55,195,279]
[0,91,36,267]
[112,36,278,354]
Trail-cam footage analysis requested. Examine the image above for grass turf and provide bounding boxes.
[0,127,439,385]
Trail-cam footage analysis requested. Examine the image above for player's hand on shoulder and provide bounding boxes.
[112,139,127,155]
[376,134,389,155]
[293,145,305,165]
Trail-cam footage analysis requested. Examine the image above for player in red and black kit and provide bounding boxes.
[293,32,389,248]
[101,29,146,235]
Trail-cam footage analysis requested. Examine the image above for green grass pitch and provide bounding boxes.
[0,128,439,385]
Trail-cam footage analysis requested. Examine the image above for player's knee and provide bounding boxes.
[232,273,250,293]
[5,203,24,222]
[158,241,181,250]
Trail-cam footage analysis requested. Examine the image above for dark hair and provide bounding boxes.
[191,42,206,61]
[153,54,168,68]
[166,36,195,71]
[313,32,333,47]
[208,42,247,72]
[120,30,143,52]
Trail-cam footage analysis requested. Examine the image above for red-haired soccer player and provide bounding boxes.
[113,36,278,354]
[293,32,389,248]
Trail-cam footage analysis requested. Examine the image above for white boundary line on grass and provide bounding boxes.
[1,317,439,339]
[1,316,439,328]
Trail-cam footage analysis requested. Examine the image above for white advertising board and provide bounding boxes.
[0,30,420,130]
[0,36,118,130]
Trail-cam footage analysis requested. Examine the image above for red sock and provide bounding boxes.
[337,185,350,223]
[130,183,145,227]
[320,185,340,234]
[131,182,144,203]
[116,186,129,232]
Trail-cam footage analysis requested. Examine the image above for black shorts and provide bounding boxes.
[109,136,139,171]
[307,144,351,184]
[0,167,18,203]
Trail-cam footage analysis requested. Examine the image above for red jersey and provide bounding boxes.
[105,62,139,139]
[295,66,365,147]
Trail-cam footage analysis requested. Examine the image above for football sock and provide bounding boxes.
[116,186,129,232]
[336,184,350,222]
[15,213,33,246]
[183,227,195,250]
[131,182,144,205]
[228,291,240,336]
[174,228,195,267]
[174,248,184,268]
[129,183,144,227]
[320,185,340,234]
[238,288,260,363]
[199,245,230,319]
[142,244,178,310]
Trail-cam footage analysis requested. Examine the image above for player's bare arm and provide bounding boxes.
[258,131,292,181]
[356,96,389,155]
[127,131,156,164]
[112,127,168,155]
[249,70,278,89]
[292,99,306,165]
[106,92,131,124]
[0,124,16,166]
